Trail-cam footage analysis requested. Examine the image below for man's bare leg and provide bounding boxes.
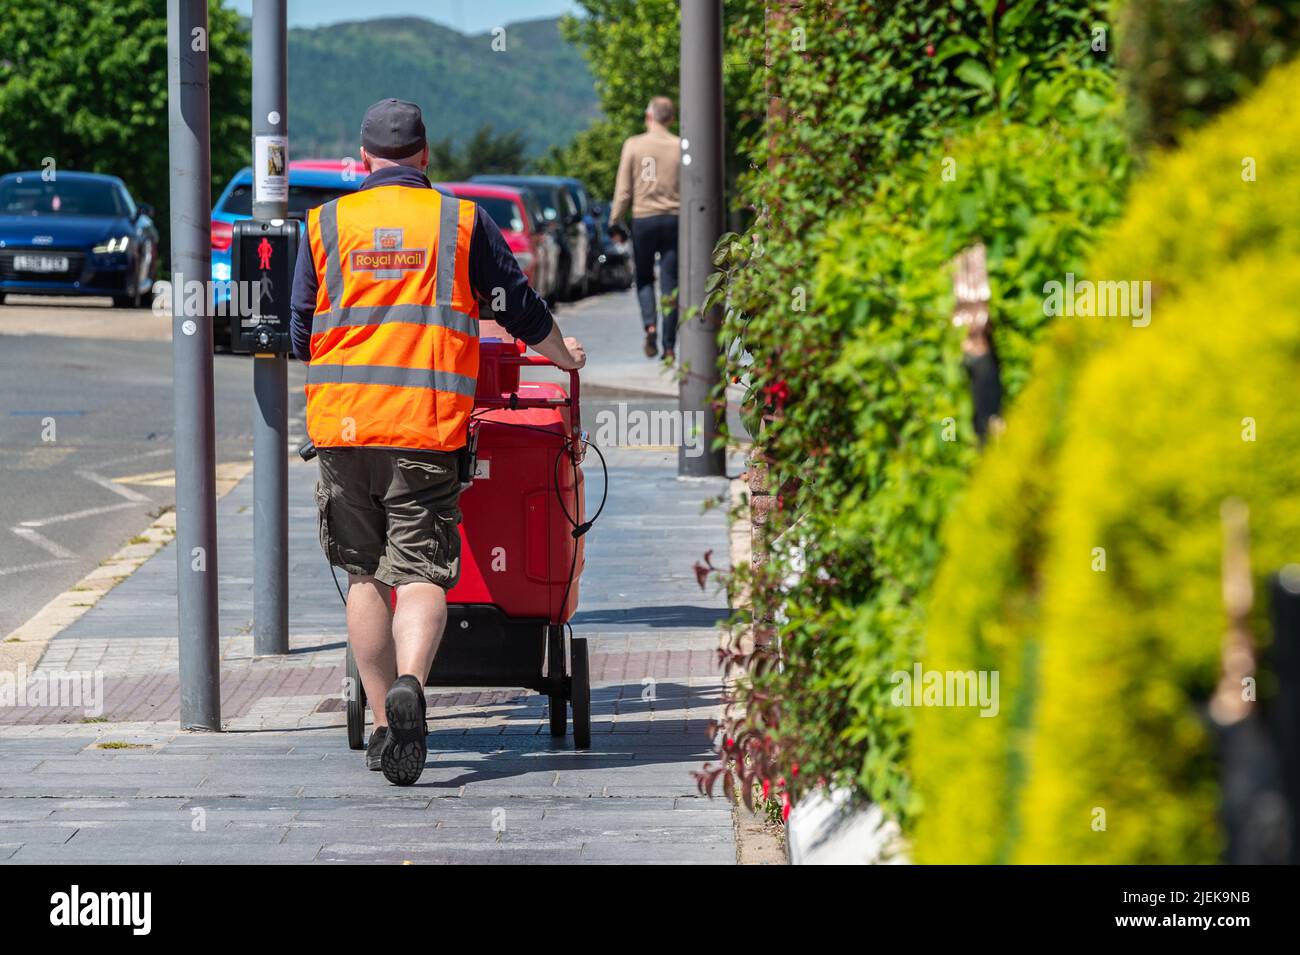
[346,574,395,728]
[392,581,448,682]
[370,582,446,786]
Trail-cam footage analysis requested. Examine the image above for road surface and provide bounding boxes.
[0,295,307,638]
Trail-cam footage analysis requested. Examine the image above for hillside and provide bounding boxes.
[286,15,597,160]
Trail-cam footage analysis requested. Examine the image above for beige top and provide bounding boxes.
[610,127,681,221]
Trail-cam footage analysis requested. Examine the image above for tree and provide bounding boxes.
[536,1,682,198]
[539,0,763,209]
[0,0,251,268]
[427,124,529,182]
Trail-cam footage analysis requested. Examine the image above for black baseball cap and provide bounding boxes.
[360,99,427,160]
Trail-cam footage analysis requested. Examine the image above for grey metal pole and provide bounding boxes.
[678,0,726,477]
[167,0,221,729]
[252,0,290,656]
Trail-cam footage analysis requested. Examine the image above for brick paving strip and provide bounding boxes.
[0,435,747,864]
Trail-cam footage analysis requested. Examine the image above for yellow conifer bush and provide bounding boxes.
[911,56,1300,863]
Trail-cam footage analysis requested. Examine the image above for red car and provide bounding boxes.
[436,181,561,306]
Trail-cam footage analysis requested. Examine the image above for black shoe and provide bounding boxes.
[644,328,658,358]
[365,726,390,771]
[381,674,428,786]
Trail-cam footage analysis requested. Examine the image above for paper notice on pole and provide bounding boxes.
[254,135,288,204]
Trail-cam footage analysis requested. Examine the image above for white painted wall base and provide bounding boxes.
[787,787,909,864]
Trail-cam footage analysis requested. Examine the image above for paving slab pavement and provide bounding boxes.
[522,288,677,398]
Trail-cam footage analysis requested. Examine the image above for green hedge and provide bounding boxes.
[713,44,1127,814]
[912,55,1300,863]
[1117,0,1300,147]
[823,94,1131,813]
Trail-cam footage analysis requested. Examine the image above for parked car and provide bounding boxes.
[588,200,635,291]
[515,188,564,306]
[0,171,159,308]
[210,159,363,348]
[469,175,591,300]
[545,175,602,288]
[437,181,561,307]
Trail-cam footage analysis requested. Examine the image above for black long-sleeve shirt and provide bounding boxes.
[289,165,553,362]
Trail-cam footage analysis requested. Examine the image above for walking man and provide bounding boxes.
[290,99,585,785]
[609,96,680,362]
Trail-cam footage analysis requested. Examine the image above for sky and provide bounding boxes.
[226,0,581,33]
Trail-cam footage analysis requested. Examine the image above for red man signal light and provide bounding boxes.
[230,218,299,354]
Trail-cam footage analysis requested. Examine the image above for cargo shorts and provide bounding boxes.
[314,447,462,589]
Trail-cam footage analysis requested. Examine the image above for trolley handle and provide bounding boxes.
[497,352,582,438]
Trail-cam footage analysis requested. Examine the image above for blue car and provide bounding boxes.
[210,160,363,349]
[0,171,159,308]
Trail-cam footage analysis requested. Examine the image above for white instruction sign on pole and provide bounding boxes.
[254,135,288,204]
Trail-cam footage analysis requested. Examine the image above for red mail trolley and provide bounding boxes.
[344,336,593,749]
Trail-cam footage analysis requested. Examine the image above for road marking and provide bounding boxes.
[77,469,151,503]
[11,527,77,559]
[84,459,252,492]
[112,469,176,488]
[19,501,140,528]
[11,468,153,532]
[8,446,78,470]
[0,558,70,578]
[87,446,172,470]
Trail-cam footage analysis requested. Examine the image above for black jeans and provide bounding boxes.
[631,214,679,351]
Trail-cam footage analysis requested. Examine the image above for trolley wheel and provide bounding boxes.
[547,624,567,737]
[571,637,591,750]
[346,643,366,751]
[549,692,567,737]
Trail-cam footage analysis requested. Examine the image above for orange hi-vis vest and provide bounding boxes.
[304,185,480,451]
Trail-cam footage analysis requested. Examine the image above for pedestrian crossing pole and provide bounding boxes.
[251,0,290,656]
[678,0,726,478]
[167,0,221,729]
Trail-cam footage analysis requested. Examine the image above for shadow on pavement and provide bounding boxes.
[408,680,722,789]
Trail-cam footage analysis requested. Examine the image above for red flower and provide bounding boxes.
[762,779,771,800]
[765,379,791,411]
[782,792,792,821]
[925,43,935,57]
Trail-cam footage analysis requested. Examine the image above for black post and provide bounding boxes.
[1269,566,1300,864]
